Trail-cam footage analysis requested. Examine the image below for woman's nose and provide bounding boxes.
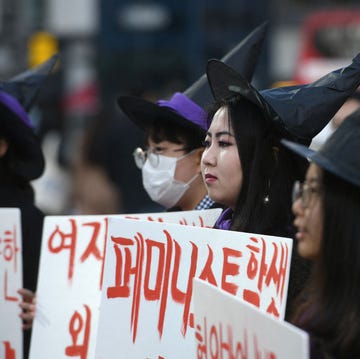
[292,197,304,217]
[201,147,216,166]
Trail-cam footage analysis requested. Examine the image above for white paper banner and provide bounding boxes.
[193,279,309,358]
[30,208,221,359]
[0,208,23,359]
[95,217,293,359]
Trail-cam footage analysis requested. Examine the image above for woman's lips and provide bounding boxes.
[205,173,217,183]
[295,230,304,240]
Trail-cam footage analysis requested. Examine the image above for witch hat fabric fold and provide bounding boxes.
[184,22,268,110]
[0,54,59,180]
[0,54,59,112]
[207,53,360,144]
[281,108,360,187]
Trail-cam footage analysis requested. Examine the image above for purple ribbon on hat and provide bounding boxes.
[157,92,208,131]
[0,90,33,129]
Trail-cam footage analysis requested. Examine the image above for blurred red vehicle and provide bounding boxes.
[295,9,360,83]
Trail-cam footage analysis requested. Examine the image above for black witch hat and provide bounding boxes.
[184,21,268,109]
[206,53,360,145]
[0,54,59,180]
[282,108,360,188]
[117,22,268,135]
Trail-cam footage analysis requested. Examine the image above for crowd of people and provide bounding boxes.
[1,22,360,359]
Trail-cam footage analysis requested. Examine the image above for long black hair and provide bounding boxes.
[208,96,311,319]
[210,96,308,236]
[292,168,360,357]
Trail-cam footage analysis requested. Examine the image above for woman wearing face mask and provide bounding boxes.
[117,23,270,212]
[118,92,215,211]
[282,109,360,359]
[201,54,360,319]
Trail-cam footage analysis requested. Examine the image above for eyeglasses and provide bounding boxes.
[292,180,322,208]
[132,147,190,169]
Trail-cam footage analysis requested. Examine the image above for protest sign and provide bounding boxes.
[95,217,293,359]
[193,279,309,359]
[0,208,22,359]
[30,208,221,359]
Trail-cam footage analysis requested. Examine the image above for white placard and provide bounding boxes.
[193,279,309,358]
[95,218,293,359]
[30,208,221,359]
[0,208,23,359]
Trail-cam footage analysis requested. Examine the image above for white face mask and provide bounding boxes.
[142,151,198,209]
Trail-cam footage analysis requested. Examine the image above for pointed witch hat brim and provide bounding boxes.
[0,54,59,112]
[118,23,268,134]
[207,53,360,145]
[0,54,60,180]
[117,92,208,137]
[281,108,360,188]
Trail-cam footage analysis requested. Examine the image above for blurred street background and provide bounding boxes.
[1,0,358,215]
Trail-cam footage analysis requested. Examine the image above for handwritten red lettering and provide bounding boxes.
[106,230,289,344]
[266,298,280,318]
[48,219,77,281]
[198,245,217,286]
[3,341,16,359]
[221,248,242,295]
[196,316,248,359]
[80,222,102,262]
[242,237,288,315]
[157,230,172,338]
[243,289,260,308]
[0,226,19,271]
[47,218,107,287]
[4,270,18,302]
[264,243,288,302]
[253,334,277,359]
[171,241,198,336]
[144,240,165,301]
[65,304,91,359]
[132,233,145,342]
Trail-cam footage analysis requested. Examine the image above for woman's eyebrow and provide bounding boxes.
[305,177,320,184]
[215,131,234,138]
[205,131,234,138]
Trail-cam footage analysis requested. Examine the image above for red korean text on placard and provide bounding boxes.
[243,237,289,318]
[195,317,277,359]
[195,317,248,359]
[2,341,16,359]
[0,225,20,272]
[65,304,91,359]
[106,229,243,342]
[47,218,108,288]
[0,225,20,302]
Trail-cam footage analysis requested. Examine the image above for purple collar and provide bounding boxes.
[214,207,233,230]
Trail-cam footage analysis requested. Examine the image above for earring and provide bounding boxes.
[263,178,271,204]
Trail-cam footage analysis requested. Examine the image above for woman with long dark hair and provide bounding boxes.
[284,109,360,358]
[201,54,360,319]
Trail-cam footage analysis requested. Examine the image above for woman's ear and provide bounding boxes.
[0,137,9,157]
